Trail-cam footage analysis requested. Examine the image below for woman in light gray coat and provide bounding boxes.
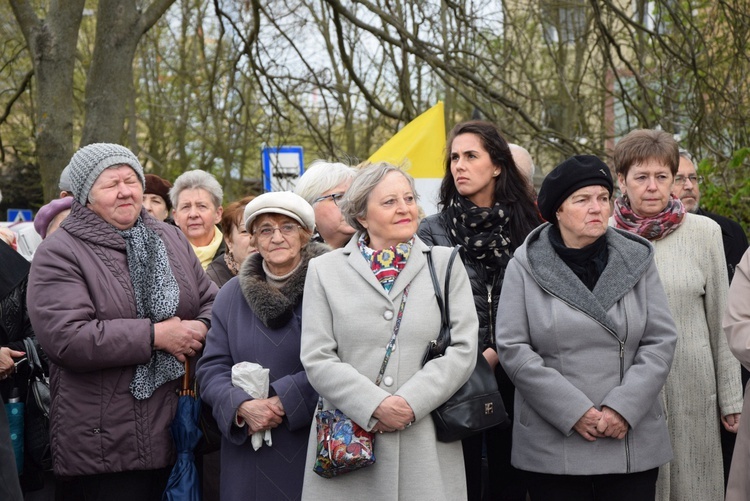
[496,156,678,500]
[300,163,479,500]
[724,248,750,500]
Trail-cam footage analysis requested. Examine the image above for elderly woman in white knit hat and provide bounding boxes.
[196,191,327,501]
[27,143,217,501]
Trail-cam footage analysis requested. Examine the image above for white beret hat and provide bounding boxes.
[244,191,315,233]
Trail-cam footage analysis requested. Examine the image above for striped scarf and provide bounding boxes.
[358,233,413,292]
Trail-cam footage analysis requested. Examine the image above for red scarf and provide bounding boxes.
[613,194,686,241]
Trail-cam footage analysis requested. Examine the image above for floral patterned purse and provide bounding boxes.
[312,286,410,478]
[312,401,376,478]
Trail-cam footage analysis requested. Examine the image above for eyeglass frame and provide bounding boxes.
[313,192,345,206]
[674,174,704,186]
[253,222,302,239]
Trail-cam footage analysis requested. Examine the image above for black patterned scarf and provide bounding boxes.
[117,218,184,400]
[445,195,512,273]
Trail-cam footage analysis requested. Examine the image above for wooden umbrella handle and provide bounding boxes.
[182,358,191,393]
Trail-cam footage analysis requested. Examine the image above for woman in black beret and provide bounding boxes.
[497,155,677,500]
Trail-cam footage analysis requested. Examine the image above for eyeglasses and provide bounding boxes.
[674,174,703,185]
[313,192,344,206]
[254,223,300,239]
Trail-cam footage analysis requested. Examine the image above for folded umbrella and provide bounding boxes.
[162,360,202,501]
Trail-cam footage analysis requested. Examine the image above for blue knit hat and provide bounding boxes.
[66,143,146,205]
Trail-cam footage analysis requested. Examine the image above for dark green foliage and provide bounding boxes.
[0,160,44,219]
[699,148,750,234]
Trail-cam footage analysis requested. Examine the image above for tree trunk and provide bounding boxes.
[9,0,85,201]
[80,0,178,147]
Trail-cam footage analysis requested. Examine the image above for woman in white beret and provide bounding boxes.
[196,191,327,501]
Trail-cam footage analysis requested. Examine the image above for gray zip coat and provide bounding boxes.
[496,224,677,475]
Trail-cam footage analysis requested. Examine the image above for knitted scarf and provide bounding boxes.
[358,233,412,292]
[117,218,184,400]
[224,250,240,276]
[549,226,608,291]
[445,195,512,273]
[613,194,686,241]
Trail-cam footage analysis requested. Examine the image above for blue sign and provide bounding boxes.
[261,146,304,192]
[7,209,33,223]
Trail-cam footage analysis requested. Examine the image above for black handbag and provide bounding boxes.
[22,338,52,471]
[423,246,509,443]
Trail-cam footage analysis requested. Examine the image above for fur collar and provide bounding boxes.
[239,241,329,329]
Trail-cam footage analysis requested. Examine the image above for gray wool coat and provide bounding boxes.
[496,224,677,475]
[300,234,478,501]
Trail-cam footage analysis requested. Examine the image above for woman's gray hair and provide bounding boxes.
[294,160,356,205]
[340,162,418,233]
[169,169,223,209]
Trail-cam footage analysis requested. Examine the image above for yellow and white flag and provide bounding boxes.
[368,102,446,215]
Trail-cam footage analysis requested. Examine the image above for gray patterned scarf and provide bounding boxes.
[117,218,184,400]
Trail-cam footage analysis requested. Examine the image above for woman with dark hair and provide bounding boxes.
[206,196,257,287]
[418,120,541,500]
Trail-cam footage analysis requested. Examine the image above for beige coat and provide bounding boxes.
[723,248,750,501]
[300,235,478,500]
[645,214,743,501]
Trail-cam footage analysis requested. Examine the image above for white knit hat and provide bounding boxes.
[67,143,145,205]
[244,191,315,233]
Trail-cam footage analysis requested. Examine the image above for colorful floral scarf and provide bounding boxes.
[358,233,413,292]
[613,194,686,241]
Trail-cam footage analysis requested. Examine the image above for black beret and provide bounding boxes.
[537,155,613,223]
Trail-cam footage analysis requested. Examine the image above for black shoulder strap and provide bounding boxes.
[426,245,461,354]
[443,245,461,333]
[425,248,446,327]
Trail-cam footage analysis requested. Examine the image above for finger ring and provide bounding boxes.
[406,421,412,428]
[378,431,383,434]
